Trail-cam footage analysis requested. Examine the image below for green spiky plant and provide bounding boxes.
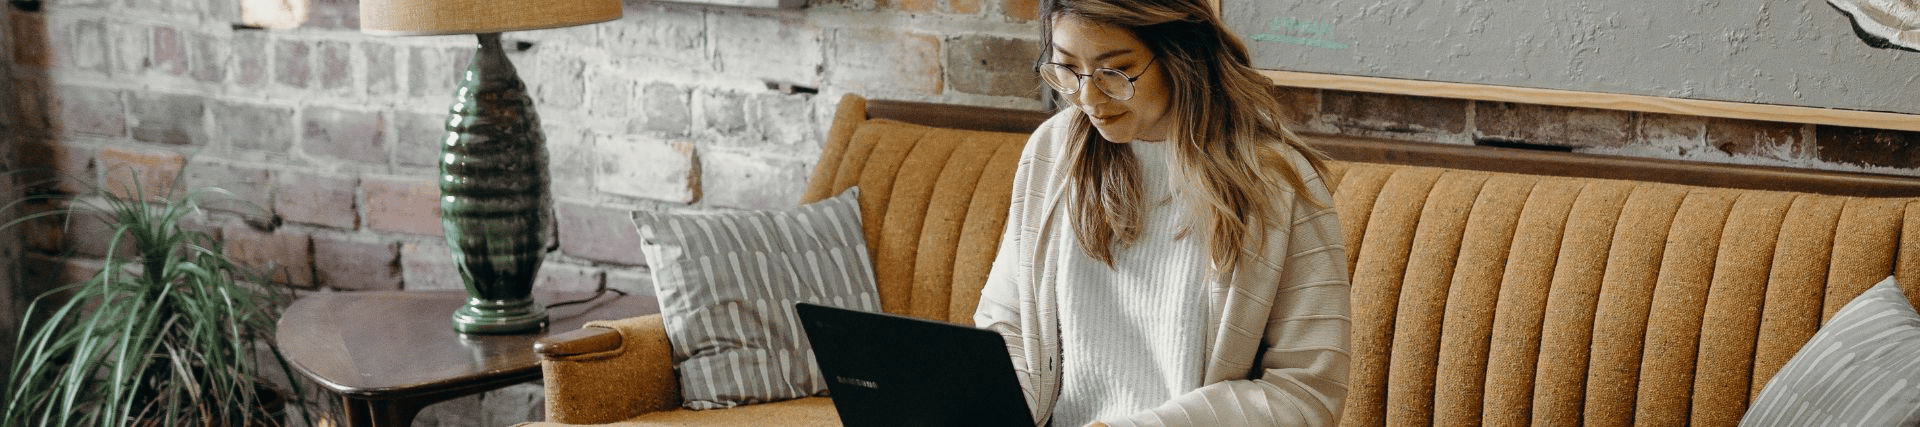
[1,172,307,427]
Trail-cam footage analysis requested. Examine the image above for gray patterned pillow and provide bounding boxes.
[633,187,882,410]
[1741,275,1920,425]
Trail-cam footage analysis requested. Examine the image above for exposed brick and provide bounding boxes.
[24,255,107,294]
[830,28,941,95]
[275,39,310,89]
[56,85,126,137]
[555,202,646,266]
[129,91,208,146]
[110,22,147,77]
[19,141,94,194]
[222,223,314,288]
[1634,113,1709,154]
[13,12,48,68]
[897,0,935,13]
[312,236,401,290]
[10,77,53,131]
[400,242,462,290]
[61,206,136,259]
[944,34,1042,99]
[364,43,397,99]
[274,171,358,229]
[318,40,350,92]
[952,0,981,14]
[394,110,444,168]
[183,161,273,218]
[535,261,605,294]
[1003,0,1039,21]
[363,176,442,236]
[1322,91,1467,136]
[1269,86,1318,132]
[700,149,808,210]
[97,146,185,200]
[1707,118,1809,159]
[639,83,690,136]
[189,31,225,83]
[151,25,187,77]
[63,18,108,74]
[1476,102,1631,148]
[1815,126,1920,169]
[213,100,295,152]
[594,136,698,203]
[711,11,823,85]
[20,201,67,254]
[231,31,266,88]
[302,106,388,164]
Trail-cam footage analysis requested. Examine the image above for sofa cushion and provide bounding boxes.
[633,188,883,410]
[1740,275,1920,425]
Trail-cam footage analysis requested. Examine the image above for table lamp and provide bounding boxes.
[360,0,621,334]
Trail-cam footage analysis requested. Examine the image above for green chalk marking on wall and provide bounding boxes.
[1250,17,1348,50]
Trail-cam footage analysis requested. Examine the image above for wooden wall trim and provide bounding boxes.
[862,99,1920,197]
[1262,70,1920,133]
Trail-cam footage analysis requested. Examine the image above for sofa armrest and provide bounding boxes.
[538,313,682,424]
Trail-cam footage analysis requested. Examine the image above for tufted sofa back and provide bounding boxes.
[1329,162,1920,426]
[801,95,1035,324]
[813,94,1920,426]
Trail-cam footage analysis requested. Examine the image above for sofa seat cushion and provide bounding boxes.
[524,397,840,427]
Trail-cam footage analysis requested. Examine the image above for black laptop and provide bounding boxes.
[794,302,1035,427]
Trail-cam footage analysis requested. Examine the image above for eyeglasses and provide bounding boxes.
[1038,56,1156,101]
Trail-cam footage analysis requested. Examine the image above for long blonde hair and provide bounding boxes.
[1043,0,1333,277]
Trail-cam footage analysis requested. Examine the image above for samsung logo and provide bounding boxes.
[834,376,880,390]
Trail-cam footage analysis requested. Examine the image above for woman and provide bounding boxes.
[972,0,1352,426]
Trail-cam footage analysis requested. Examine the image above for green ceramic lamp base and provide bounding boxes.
[452,298,549,334]
[439,32,555,335]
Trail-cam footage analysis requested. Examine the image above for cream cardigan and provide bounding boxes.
[974,110,1353,427]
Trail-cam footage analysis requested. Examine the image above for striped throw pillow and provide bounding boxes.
[633,187,882,410]
[1741,275,1920,425]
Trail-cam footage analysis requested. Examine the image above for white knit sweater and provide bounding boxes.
[1053,140,1211,426]
[975,109,1353,427]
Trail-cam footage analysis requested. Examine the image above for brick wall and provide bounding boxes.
[5,0,1047,423]
[4,0,1917,423]
[1275,87,1920,176]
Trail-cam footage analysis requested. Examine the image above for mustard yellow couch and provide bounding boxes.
[526,94,1920,426]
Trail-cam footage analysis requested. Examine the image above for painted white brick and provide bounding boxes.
[699,148,810,210]
[829,27,942,95]
[600,5,708,69]
[594,134,699,204]
[710,10,825,85]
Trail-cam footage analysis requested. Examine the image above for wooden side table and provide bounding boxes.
[277,290,658,427]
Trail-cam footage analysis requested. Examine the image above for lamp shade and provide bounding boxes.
[360,0,622,36]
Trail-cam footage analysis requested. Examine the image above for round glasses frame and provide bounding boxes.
[1038,56,1157,101]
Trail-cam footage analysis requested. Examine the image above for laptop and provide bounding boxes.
[794,302,1035,427]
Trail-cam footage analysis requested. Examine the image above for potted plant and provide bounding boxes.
[1,173,307,426]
